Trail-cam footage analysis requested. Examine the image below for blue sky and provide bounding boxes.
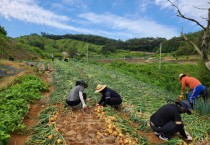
[0,0,209,40]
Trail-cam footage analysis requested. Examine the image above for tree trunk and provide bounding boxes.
[201,30,209,61]
[201,8,210,62]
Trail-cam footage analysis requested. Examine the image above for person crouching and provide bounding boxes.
[66,80,88,109]
[150,100,193,141]
[95,84,122,108]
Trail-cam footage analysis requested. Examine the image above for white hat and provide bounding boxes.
[179,73,184,78]
[179,73,186,80]
[95,84,106,93]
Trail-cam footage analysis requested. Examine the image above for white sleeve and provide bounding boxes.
[79,91,86,107]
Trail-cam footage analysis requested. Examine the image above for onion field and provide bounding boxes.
[25,60,210,145]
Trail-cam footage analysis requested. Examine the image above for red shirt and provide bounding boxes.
[180,76,201,92]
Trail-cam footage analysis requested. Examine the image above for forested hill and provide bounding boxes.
[0,24,208,60]
[40,31,206,55]
[41,33,166,52]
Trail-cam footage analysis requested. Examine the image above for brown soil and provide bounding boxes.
[116,112,163,145]
[0,60,35,90]
[53,105,163,145]
[57,107,119,145]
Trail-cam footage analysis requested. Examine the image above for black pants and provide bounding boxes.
[66,93,87,107]
[150,121,178,138]
[107,97,122,106]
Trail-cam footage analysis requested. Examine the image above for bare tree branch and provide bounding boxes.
[181,28,202,56]
[167,0,206,30]
[193,5,208,10]
[200,16,208,21]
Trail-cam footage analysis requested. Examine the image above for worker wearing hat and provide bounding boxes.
[66,80,88,109]
[150,100,193,141]
[179,74,208,108]
[95,84,122,107]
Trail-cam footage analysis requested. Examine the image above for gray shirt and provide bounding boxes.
[67,85,84,101]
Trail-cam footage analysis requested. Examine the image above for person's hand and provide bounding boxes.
[83,104,87,109]
[96,104,100,106]
[186,135,192,141]
[179,94,184,100]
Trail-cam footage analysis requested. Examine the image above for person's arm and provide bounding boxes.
[181,80,186,94]
[175,121,192,140]
[98,96,105,106]
[103,92,111,106]
[79,91,87,108]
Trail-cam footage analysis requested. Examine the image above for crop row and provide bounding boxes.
[0,75,47,144]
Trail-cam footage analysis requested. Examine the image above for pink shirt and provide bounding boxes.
[180,76,201,92]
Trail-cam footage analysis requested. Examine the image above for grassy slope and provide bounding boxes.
[16,35,103,58]
[0,35,37,60]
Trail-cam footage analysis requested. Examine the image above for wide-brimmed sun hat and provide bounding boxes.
[95,84,106,93]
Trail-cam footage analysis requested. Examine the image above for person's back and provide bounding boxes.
[181,76,201,89]
[67,85,84,101]
[95,84,122,107]
[102,87,121,98]
[150,104,181,127]
[150,101,193,141]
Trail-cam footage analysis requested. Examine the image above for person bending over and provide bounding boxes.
[66,80,88,109]
[179,73,208,108]
[95,84,122,108]
[150,100,193,141]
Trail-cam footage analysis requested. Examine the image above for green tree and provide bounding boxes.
[0,26,7,36]
[68,47,78,58]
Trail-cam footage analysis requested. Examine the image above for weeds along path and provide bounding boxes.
[30,60,210,145]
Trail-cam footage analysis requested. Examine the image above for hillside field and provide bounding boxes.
[1,59,209,145]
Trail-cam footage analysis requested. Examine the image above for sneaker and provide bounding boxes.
[155,132,161,136]
[159,134,169,141]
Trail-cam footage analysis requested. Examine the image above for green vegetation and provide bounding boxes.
[0,75,47,144]
[0,24,209,61]
[0,26,7,36]
[0,24,210,144]
[25,106,65,145]
[102,61,199,94]
[44,60,209,144]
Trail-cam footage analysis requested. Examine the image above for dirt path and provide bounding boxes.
[0,60,34,90]
[56,107,119,145]
[53,105,163,145]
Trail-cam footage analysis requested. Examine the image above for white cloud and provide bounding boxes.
[79,12,179,39]
[154,0,209,27]
[0,0,182,40]
[62,0,88,9]
[0,0,93,33]
[51,3,65,10]
[137,0,152,12]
